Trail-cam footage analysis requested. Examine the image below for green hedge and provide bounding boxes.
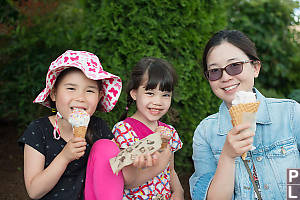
[0,0,227,172]
[1,0,298,172]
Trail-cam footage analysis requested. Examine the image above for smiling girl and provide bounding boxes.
[113,57,184,200]
[18,50,122,200]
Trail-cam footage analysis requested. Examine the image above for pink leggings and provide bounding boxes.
[85,139,124,199]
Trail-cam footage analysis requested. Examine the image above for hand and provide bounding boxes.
[60,137,87,163]
[133,144,172,169]
[222,123,254,159]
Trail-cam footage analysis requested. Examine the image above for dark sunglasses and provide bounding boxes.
[204,60,254,81]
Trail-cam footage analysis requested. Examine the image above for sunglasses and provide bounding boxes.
[204,60,254,81]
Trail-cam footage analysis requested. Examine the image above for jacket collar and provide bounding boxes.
[218,88,272,135]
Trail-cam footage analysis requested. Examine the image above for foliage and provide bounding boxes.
[227,0,300,99]
[79,0,227,171]
[0,0,227,172]
[1,0,299,173]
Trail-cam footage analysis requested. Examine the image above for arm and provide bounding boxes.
[122,145,172,189]
[189,121,253,200]
[169,154,184,200]
[24,137,86,199]
[207,124,253,200]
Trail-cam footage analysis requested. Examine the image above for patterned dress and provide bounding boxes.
[112,117,183,200]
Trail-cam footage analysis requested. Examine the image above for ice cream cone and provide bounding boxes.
[68,108,90,139]
[73,126,88,138]
[156,126,172,149]
[229,102,260,160]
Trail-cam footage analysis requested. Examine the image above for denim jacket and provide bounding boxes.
[189,88,300,200]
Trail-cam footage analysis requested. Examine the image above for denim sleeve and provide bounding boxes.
[189,121,217,200]
[292,101,300,151]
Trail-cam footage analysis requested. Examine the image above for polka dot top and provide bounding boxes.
[18,116,113,200]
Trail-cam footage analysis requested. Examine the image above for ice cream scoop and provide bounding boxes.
[232,91,256,105]
[68,108,90,138]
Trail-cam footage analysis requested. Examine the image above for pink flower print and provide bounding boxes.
[106,94,112,101]
[91,59,98,66]
[109,79,114,84]
[115,83,121,89]
[70,56,79,61]
[108,87,118,97]
[89,68,96,73]
[87,62,91,66]
[64,57,69,63]
[70,52,77,55]
[102,81,108,89]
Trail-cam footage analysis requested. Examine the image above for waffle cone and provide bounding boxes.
[73,126,87,138]
[229,102,260,126]
[229,102,260,159]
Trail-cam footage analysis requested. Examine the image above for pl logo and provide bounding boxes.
[287,169,300,200]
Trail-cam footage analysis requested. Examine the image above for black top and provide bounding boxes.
[18,116,113,200]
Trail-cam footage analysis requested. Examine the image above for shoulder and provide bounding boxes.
[112,120,137,148]
[197,113,219,130]
[265,97,299,114]
[18,117,51,152]
[23,116,51,136]
[112,120,132,133]
[193,112,220,143]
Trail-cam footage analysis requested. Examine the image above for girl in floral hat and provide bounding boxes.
[18,50,122,200]
[112,57,184,199]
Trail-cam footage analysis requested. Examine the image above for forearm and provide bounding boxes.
[170,168,184,198]
[25,153,69,199]
[207,152,235,200]
[123,150,171,189]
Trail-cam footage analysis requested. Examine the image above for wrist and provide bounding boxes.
[56,152,71,166]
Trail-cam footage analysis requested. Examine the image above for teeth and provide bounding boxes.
[224,85,237,91]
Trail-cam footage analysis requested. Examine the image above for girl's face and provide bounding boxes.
[130,80,172,128]
[50,70,103,120]
[206,42,261,108]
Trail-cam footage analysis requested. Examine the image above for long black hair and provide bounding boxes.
[202,30,260,73]
[120,57,178,121]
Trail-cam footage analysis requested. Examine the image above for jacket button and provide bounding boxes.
[264,184,269,190]
[256,156,263,161]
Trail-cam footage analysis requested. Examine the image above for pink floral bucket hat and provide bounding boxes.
[34,50,122,112]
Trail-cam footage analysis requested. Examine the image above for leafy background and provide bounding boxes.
[0,0,299,191]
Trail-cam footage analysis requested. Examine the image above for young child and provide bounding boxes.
[189,30,300,200]
[112,57,184,199]
[18,50,122,200]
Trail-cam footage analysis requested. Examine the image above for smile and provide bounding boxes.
[223,84,238,91]
[149,108,162,114]
[71,106,87,111]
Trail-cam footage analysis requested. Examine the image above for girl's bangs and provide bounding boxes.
[145,63,174,92]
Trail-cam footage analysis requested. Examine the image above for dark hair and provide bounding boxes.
[48,67,103,145]
[120,57,178,121]
[202,30,260,73]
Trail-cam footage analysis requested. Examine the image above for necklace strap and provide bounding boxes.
[242,157,263,200]
[53,112,62,140]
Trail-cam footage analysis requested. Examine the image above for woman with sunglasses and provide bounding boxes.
[189,30,300,200]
